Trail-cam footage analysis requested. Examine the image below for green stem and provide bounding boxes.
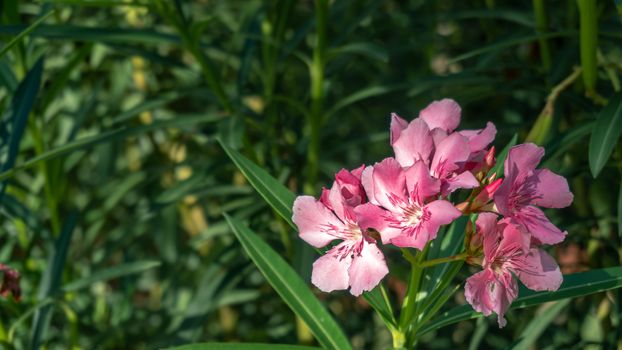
[304,0,328,194]
[418,252,468,268]
[533,0,552,72]
[398,247,427,333]
[577,0,598,97]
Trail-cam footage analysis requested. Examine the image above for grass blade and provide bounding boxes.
[219,140,295,228]
[509,299,570,350]
[588,92,622,177]
[165,344,321,350]
[224,215,352,350]
[62,260,161,292]
[0,11,54,58]
[419,266,622,335]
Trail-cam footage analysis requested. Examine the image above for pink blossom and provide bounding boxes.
[292,167,388,296]
[493,143,573,245]
[390,99,496,194]
[465,213,563,327]
[356,158,461,250]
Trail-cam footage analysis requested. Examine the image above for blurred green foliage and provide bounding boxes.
[0,0,622,349]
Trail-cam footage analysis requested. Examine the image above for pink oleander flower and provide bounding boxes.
[292,166,388,296]
[390,99,496,195]
[356,157,461,249]
[465,213,563,327]
[493,143,574,245]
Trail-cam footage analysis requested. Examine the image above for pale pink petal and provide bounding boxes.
[459,122,497,153]
[492,177,513,217]
[443,171,479,194]
[431,128,448,147]
[517,248,563,291]
[514,206,567,245]
[371,158,407,211]
[328,182,347,223]
[531,169,573,208]
[431,133,471,178]
[293,196,344,248]
[354,203,402,244]
[491,272,518,328]
[465,270,496,317]
[420,98,461,132]
[390,228,430,250]
[504,143,544,178]
[405,161,440,202]
[390,113,409,144]
[361,166,379,206]
[348,240,389,296]
[392,118,434,167]
[311,243,351,292]
[475,213,498,240]
[419,200,461,240]
[497,218,530,255]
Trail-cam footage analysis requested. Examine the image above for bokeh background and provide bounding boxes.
[1,0,621,349]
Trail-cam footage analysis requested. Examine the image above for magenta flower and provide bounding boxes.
[292,167,388,296]
[493,143,574,245]
[356,158,461,250]
[465,213,563,327]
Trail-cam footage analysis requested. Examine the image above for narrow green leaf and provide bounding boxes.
[509,299,570,350]
[363,284,396,329]
[62,260,161,292]
[219,140,295,228]
[588,92,622,177]
[325,84,407,120]
[327,42,389,63]
[224,215,352,350]
[542,121,594,167]
[30,211,77,349]
[0,114,224,182]
[0,11,54,58]
[618,182,622,238]
[0,57,44,198]
[577,0,598,93]
[419,266,622,335]
[164,343,321,350]
[487,133,518,179]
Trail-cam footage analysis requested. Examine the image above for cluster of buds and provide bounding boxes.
[292,99,572,327]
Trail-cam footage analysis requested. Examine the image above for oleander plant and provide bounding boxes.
[1,1,622,349]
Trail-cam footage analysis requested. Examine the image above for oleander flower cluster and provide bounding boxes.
[292,99,573,327]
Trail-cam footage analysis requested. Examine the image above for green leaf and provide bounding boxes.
[0,114,224,182]
[219,140,296,228]
[363,284,397,329]
[30,211,77,349]
[62,260,161,292]
[164,343,321,350]
[487,133,518,179]
[0,57,44,197]
[618,182,622,238]
[327,42,390,63]
[224,215,352,350]
[589,92,622,177]
[0,11,54,58]
[509,299,570,350]
[419,266,622,335]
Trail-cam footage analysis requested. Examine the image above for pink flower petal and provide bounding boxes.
[311,243,351,292]
[431,133,471,178]
[293,196,344,248]
[532,169,573,208]
[371,158,407,211]
[405,161,440,202]
[348,240,389,296]
[514,206,567,245]
[443,171,479,194]
[392,118,434,167]
[354,203,402,244]
[517,248,563,291]
[465,269,518,328]
[390,113,409,144]
[431,128,448,147]
[420,199,461,238]
[420,98,461,132]
[459,122,497,153]
[493,177,513,216]
[389,228,430,250]
[504,143,545,178]
[361,166,379,206]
